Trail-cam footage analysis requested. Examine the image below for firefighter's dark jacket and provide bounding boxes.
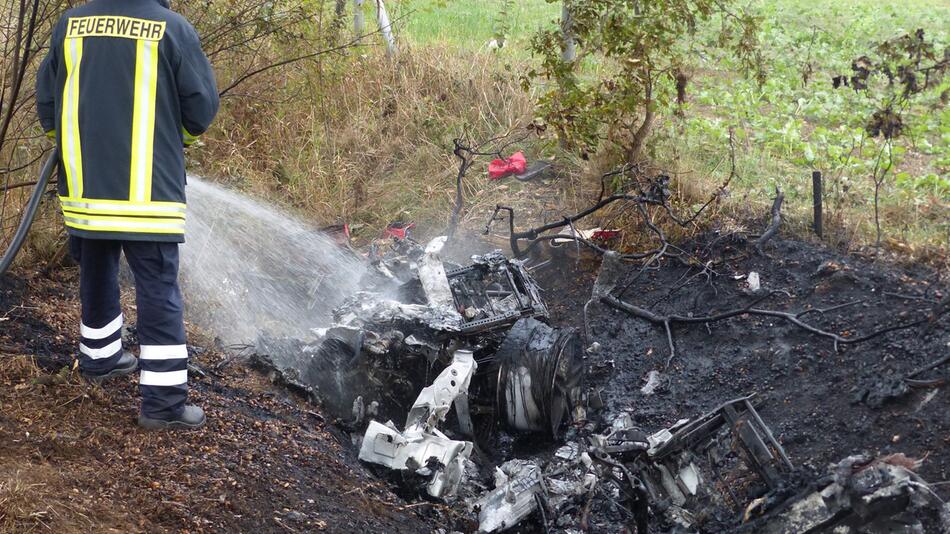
[36,0,218,242]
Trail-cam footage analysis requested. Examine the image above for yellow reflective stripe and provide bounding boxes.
[62,206,185,219]
[45,130,57,139]
[63,206,185,221]
[182,127,199,146]
[61,37,84,198]
[63,213,185,234]
[63,210,184,220]
[129,39,159,203]
[59,197,185,219]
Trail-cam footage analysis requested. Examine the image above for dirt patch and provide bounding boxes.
[0,269,438,533]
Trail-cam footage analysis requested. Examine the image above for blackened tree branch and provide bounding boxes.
[755,187,784,254]
[602,294,946,365]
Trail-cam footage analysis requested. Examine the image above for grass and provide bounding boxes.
[373,0,949,257]
[383,0,560,52]
[196,47,570,237]
[672,0,950,254]
[190,0,947,265]
[7,0,947,267]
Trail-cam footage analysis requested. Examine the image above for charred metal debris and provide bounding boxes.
[249,236,948,533]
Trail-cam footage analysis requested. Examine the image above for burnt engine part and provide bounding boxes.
[251,238,582,439]
[447,252,548,335]
[742,454,950,533]
[646,396,795,489]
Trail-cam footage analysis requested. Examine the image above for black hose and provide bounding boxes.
[0,150,58,276]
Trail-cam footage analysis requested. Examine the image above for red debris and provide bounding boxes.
[591,229,622,241]
[384,221,416,240]
[488,151,527,180]
[320,224,351,246]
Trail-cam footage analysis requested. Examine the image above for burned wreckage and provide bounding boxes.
[253,238,949,533]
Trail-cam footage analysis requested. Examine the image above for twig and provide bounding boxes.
[579,478,599,532]
[883,291,938,304]
[533,492,551,534]
[217,18,401,97]
[662,320,675,368]
[602,294,943,357]
[55,393,87,408]
[755,187,784,254]
[906,354,950,379]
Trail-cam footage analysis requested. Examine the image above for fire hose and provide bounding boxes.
[0,150,58,277]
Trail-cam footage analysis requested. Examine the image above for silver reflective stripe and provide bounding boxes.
[80,338,122,360]
[140,369,187,386]
[140,344,188,360]
[81,313,123,340]
[62,200,186,215]
[63,215,185,231]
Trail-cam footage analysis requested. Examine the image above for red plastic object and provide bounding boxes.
[488,151,527,180]
[384,222,415,240]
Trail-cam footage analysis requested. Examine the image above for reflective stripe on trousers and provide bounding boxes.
[70,237,188,418]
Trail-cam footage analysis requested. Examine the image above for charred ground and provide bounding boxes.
[0,270,436,533]
[581,234,948,489]
[1,226,948,533]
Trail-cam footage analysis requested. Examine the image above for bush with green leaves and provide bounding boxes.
[834,29,949,245]
[526,0,763,163]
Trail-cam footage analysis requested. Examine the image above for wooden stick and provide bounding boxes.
[755,187,784,254]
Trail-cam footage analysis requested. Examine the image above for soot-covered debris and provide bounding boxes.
[579,232,949,533]
[250,231,949,533]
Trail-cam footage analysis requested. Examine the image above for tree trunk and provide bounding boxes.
[561,3,576,63]
[627,83,654,163]
[353,0,365,36]
[375,0,397,57]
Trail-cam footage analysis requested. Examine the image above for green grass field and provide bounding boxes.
[389,0,560,51]
[384,0,949,252]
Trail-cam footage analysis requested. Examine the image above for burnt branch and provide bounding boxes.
[602,293,946,365]
[484,159,738,263]
[484,194,652,258]
[446,138,477,239]
[446,128,533,239]
[754,187,784,254]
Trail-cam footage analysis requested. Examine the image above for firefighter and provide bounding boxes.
[35,0,218,429]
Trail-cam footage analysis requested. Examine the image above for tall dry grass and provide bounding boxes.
[193,47,578,237]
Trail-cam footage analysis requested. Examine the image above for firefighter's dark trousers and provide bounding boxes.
[70,236,188,419]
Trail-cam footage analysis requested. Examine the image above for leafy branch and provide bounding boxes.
[833,29,949,247]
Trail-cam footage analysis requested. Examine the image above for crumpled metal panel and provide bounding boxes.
[406,349,477,431]
[475,460,544,533]
[358,349,477,499]
[359,421,473,499]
